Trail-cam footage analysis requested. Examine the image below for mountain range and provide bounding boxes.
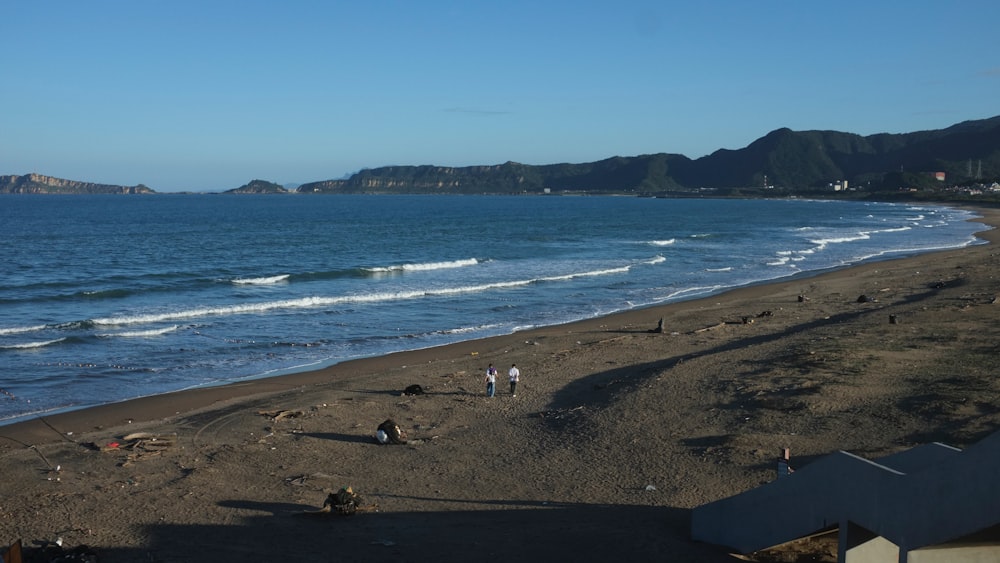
[3,116,999,195]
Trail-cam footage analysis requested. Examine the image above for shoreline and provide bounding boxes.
[0,199,986,434]
[1,206,998,562]
[3,208,995,446]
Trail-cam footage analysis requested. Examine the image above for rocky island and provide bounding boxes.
[0,173,154,195]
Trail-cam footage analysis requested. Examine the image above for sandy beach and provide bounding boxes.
[2,205,998,563]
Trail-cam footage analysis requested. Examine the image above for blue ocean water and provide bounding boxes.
[0,195,988,424]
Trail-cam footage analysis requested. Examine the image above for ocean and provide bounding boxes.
[0,195,988,425]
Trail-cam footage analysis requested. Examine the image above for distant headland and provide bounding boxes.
[0,173,154,195]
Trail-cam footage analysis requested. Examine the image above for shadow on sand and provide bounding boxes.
[88,496,735,563]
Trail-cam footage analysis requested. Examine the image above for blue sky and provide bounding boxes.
[3,1,998,192]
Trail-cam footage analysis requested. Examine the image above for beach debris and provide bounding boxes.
[258,409,304,422]
[324,486,362,515]
[648,318,665,333]
[285,475,309,486]
[797,295,809,302]
[889,314,898,324]
[645,484,657,491]
[302,486,378,516]
[100,432,176,463]
[402,384,425,396]
[375,419,407,444]
[2,538,98,563]
[856,294,878,303]
[693,316,763,332]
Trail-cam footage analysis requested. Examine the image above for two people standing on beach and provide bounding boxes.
[484,363,521,397]
[485,364,498,397]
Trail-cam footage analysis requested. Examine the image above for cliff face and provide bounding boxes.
[0,173,154,194]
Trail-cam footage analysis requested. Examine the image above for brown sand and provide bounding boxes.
[2,206,998,563]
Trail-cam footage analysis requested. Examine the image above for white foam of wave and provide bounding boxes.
[767,257,792,266]
[663,285,724,301]
[104,325,180,338]
[0,324,49,336]
[1,338,66,350]
[438,323,505,335]
[649,239,675,246]
[232,274,290,285]
[810,232,871,250]
[774,247,815,263]
[845,238,981,264]
[367,258,479,273]
[705,267,732,272]
[93,259,656,327]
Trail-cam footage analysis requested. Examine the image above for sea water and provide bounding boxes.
[0,195,988,424]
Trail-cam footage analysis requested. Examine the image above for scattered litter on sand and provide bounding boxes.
[96,432,177,464]
[258,409,304,422]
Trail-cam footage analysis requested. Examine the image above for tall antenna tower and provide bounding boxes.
[977,160,982,180]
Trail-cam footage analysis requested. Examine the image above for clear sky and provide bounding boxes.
[3,1,998,192]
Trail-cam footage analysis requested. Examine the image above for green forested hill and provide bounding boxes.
[297,115,1000,195]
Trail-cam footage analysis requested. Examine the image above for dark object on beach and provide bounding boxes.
[889,314,898,324]
[375,419,407,444]
[757,310,772,318]
[302,486,378,516]
[403,384,425,396]
[648,318,665,333]
[324,486,361,515]
[857,294,877,303]
[9,539,99,563]
[797,295,808,302]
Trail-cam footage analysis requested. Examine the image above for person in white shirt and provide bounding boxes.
[485,364,497,397]
[508,364,520,397]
